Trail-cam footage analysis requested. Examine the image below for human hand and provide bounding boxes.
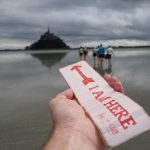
[44,75,124,150]
[104,74,124,93]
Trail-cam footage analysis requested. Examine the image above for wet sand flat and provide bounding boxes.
[0,48,150,150]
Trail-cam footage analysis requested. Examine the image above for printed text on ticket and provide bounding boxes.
[59,61,150,148]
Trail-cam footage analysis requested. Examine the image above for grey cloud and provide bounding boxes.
[0,0,150,48]
[27,0,150,13]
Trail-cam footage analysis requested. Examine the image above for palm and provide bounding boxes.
[49,89,102,147]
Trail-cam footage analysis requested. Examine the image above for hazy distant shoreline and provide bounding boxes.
[0,46,150,52]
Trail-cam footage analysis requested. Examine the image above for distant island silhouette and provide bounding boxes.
[25,28,70,50]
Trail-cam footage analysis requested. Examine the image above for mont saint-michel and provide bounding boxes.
[25,28,70,50]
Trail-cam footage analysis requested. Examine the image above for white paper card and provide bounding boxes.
[59,61,150,148]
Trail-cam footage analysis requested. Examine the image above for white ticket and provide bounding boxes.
[59,61,150,148]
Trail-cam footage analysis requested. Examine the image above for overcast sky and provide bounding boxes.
[0,0,150,49]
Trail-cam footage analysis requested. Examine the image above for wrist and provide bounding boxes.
[44,120,104,150]
[52,127,102,150]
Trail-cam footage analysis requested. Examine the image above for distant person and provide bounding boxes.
[98,44,105,69]
[105,45,114,68]
[93,46,99,68]
[79,47,84,60]
[83,47,88,61]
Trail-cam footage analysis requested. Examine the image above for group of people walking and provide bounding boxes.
[79,46,88,61]
[79,44,114,69]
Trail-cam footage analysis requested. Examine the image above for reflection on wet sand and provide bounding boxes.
[94,66,112,77]
[31,52,67,70]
